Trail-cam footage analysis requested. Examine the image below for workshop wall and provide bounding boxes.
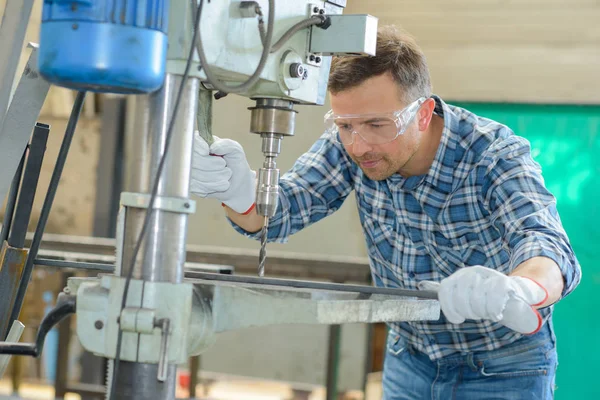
[0,0,100,237]
[345,0,600,104]
[452,101,600,400]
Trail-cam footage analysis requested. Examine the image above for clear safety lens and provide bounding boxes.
[324,97,426,145]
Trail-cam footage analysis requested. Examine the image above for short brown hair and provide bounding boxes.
[328,25,432,104]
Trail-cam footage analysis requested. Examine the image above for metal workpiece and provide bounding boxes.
[0,46,51,206]
[70,274,439,365]
[207,281,440,332]
[309,14,378,56]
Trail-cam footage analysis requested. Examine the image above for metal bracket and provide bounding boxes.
[306,3,325,67]
[120,308,156,334]
[120,192,196,214]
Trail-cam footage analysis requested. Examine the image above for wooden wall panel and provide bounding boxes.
[346,0,600,104]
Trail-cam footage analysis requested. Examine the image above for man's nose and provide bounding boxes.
[351,133,372,157]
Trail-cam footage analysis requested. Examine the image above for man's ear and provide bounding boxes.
[417,98,436,132]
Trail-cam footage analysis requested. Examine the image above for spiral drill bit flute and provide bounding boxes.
[258,216,269,277]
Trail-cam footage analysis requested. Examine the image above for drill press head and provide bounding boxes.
[249,98,297,218]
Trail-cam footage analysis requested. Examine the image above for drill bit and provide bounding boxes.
[258,216,268,277]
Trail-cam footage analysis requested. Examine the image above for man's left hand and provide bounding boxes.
[419,266,548,334]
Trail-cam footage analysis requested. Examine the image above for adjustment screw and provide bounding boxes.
[313,6,319,13]
[315,56,322,63]
[95,320,104,330]
[319,9,325,14]
[289,63,305,78]
[309,54,316,61]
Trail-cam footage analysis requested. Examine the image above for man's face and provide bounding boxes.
[329,73,421,181]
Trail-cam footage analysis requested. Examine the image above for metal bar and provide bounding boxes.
[33,258,234,275]
[27,233,372,283]
[186,271,438,300]
[0,0,35,122]
[189,356,200,398]
[0,243,28,338]
[35,258,114,272]
[8,92,86,328]
[8,123,50,248]
[325,324,341,400]
[0,46,51,206]
[0,320,25,378]
[0,148,26,244]
[362,324,374,395]
[33,258,433,300]
[93,97,126,238]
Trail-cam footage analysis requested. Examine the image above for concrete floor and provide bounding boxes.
[0,374,383,400]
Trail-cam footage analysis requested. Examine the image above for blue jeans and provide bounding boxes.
[383,325,557,400]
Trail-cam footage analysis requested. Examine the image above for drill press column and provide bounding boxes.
[115,74,199,400]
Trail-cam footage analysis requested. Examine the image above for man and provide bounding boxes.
[190,25,581,399]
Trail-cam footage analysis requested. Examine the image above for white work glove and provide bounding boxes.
[418,266,548,334]
[190,133,256,214]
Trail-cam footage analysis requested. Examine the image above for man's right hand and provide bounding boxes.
[191,134,256,215]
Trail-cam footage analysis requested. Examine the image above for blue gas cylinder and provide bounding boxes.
[39,0,170,94]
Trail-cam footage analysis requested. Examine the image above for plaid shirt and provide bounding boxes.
[231,95,581,360]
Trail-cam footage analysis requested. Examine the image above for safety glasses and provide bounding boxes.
[324,97,426,145]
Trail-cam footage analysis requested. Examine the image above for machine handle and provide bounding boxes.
[155,318,171,382]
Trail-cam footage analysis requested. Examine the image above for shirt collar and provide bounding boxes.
[387,95,457,192]
[423,95,459,192]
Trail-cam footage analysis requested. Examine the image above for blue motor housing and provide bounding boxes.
[39,0,170,94]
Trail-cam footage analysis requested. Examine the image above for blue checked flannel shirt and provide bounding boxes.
[230,95,581,361]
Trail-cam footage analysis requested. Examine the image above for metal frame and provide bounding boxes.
[21,232,378,398]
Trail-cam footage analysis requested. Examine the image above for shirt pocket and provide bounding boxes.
[359,199,400,265]
[425,232,473,276]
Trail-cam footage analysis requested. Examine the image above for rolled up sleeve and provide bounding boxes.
[481,137,582,298]
[228,133,355,244]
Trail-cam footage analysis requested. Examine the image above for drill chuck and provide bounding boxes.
[256,161,280,218]
[250,99,296,219]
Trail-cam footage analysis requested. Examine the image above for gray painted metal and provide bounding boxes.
[0,47,50,206]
